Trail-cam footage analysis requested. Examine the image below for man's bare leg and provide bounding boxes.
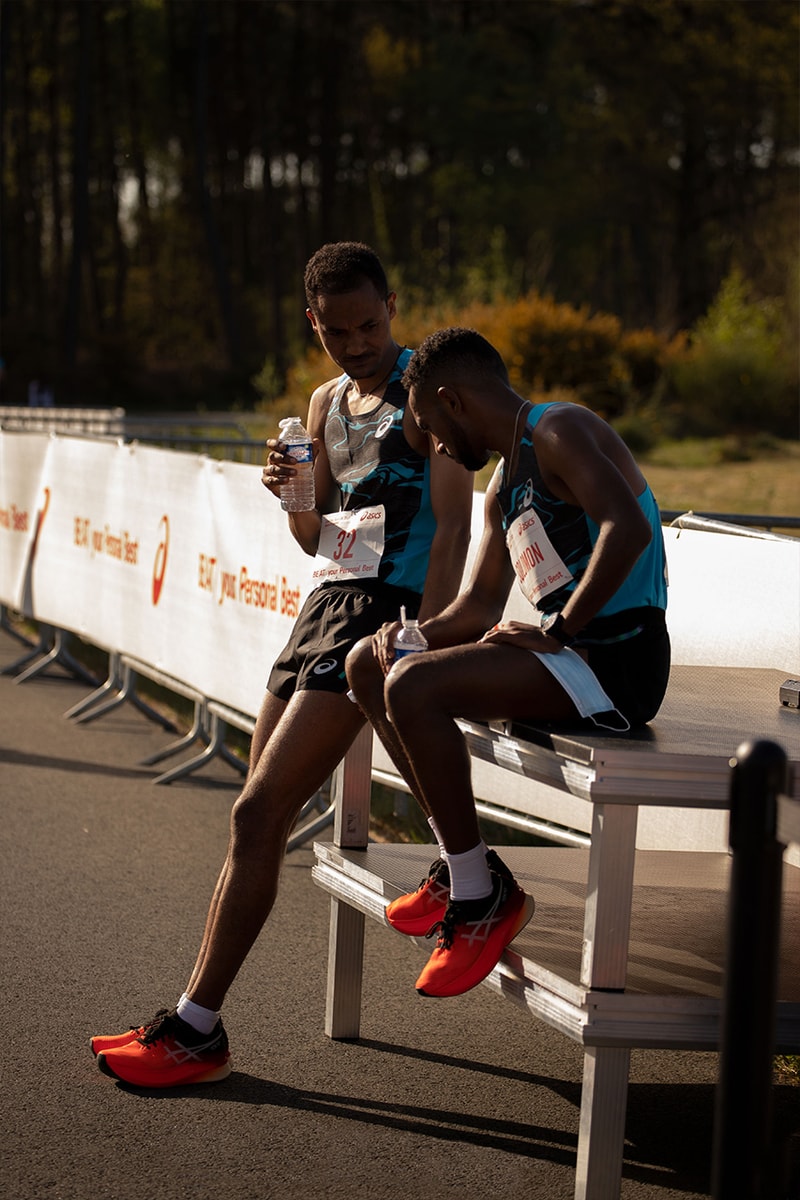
[185,688,365,1012]
[345,636,431,818]
[385,642,577,853]
[185,690,288,994]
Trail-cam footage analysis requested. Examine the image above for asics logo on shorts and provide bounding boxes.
[313,658,340,675]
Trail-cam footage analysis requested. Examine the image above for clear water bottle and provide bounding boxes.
[278,417,315,512]
[393,605,428,659]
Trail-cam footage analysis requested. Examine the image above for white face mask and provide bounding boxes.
[533,647,630,732]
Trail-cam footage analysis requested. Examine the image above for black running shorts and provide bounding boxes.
[267,579,423,700]
[583,606,671,727]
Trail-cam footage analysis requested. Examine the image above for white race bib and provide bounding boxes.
[313,506,386,582]
[506,508,573,605]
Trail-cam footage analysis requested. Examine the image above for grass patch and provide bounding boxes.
[465,438,800,523]
[643,440,800,526]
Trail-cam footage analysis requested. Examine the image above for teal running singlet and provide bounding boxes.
[497,403,668,624]
[324,348,435,594]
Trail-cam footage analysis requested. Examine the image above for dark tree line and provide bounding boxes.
[1,0,797,409]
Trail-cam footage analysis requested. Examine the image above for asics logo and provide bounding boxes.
[521,479,534,509]
[163,1037,222,1065]
[313,658,339,675]
[375,413,394,439]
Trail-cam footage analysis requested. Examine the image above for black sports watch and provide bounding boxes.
[540,612,577,647]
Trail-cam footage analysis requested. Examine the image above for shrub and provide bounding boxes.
[611,412,660,457]
[455,294,624,408]
[259,272,797,447]
[668,269,797,438]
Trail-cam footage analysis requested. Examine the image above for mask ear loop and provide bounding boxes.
[587,709,630,733]
[533,648,630,732]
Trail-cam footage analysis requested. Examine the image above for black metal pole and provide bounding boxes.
[712,739,789,1199]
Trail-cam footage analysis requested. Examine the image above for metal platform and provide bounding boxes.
[312,663,800,1200]
[313,842,800,1049]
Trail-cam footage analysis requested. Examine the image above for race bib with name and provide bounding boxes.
[505,508,573,605]
[313,506,386,582]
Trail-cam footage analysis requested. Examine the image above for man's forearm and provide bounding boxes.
[560,519,652,633]
[416,524,470,622]
[287,508,323,556]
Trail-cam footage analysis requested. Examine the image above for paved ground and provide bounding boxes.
[1,624,796,1200]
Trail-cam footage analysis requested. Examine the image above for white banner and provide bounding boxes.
[0,432,51,613]
[6,431,797,722]
[3,433,318,716]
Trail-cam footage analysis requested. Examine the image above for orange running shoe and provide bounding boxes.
[415,870,535,998]
[90,1009,170,1057]
[97,1010,231,1088]
[386,849,513,937]
[386,858,450,935]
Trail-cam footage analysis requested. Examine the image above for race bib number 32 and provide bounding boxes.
[506,508,573,604]
[313,506,386,582]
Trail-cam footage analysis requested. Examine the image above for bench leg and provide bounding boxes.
[323,724,374,1039]
[324,899,366,1039]
[581,803,638,990]
[574,1045,631,1200]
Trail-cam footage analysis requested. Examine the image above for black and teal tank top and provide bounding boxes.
[497,402,668,622]
[324,348,434,593]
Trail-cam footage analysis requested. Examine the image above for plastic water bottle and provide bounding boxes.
[393,605,428,660]
[278,417,315,512]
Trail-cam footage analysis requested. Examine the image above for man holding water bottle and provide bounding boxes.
[90,243,473,1088]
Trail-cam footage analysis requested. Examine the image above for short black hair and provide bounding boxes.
[402,327,509,393]
[304,242,390,312]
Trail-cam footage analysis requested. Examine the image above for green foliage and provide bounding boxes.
[2,0,798,411]
[610,413,660,458]
[775,1055,800,1087]
[251,356,283,404]
[668,269,797,437]
[462,294,624,406]
[273,268,797,452]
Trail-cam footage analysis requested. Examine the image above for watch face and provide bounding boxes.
[541,613,556,632]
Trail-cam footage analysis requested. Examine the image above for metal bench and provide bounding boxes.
[312,664,800,1200]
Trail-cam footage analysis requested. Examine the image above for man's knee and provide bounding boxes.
[345,636,377,691]
[230,782,288,850]
[384,655,422,724]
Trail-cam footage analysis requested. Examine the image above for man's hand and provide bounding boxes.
[371,619,403,676]
[261,437,320,501]
[261,437,292,499]
[480,619,563,654]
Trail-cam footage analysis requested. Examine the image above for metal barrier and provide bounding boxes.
[665,511,800,541]
[122,415,265,463]
[0,406,126,437]
[125,434,266,464]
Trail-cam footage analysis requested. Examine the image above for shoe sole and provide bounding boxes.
[96,1051,233,1087]
[416,891,536,998]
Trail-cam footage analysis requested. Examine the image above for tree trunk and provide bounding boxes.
[193,1,239,370]
[64,0,91,369]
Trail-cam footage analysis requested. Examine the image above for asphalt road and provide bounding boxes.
[1,624,796,1200]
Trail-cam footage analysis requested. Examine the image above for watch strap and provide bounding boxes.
[544,613,577,647]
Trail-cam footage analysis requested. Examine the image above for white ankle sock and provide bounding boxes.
[427,816,447,860]
[177,994,220,1035]
[447,841,491,901]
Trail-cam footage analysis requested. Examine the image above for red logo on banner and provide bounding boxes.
[32,486,51,550]
[152,514,169,605]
